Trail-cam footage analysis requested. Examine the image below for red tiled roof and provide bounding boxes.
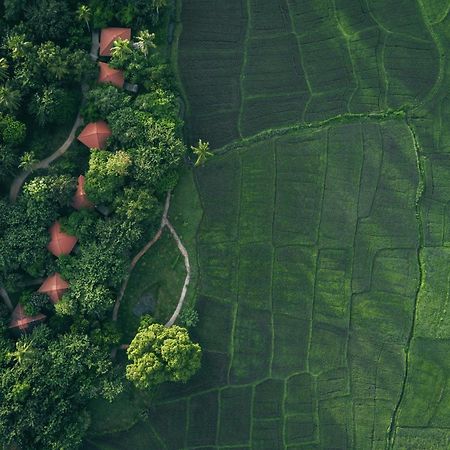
[47,222,78,256]
[72,175,93,210]
[99,27,131,57]
[38,273,69,304]
[9,304,46,330]
[77,121,112,149]
[98,62,125,89]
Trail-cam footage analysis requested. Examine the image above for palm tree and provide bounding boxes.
[0,83,21,113]
[8,339,35,366]
[110,38,133,66]
[0,58,9,82]
[6,33,32,60]
[76,4,91,31]
[152,0,167,14]
[191,139,213,167]
[19,151,38,170]
[135,30,156,57]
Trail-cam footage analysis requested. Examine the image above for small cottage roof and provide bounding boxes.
[47,222,77,256]
[38,273,69,304]
[9,304,46,331]
[77,120,112,149]
[98,62,125,89]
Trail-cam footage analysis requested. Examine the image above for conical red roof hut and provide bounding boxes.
[47,222,78,256]
[72,175,93,210]
[98,62,125,88]
[77,121,112,149]
[9,304,46,331]
[38,273,69,304]
[99,27,131,56]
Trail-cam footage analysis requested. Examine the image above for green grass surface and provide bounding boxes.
[86,0,450,448]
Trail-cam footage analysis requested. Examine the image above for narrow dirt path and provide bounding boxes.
[9,114,83,202]
[0,287,13,311]
[112,191,191,328]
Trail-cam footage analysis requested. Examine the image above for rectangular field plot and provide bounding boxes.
[384,35,438,109]
[238,243,273,311]
[272,245,316,318]
[197,242,238,301]
[243,34,308,97]
[187,391,219,447]
[249,0,290,36]
[238,141,275,242]
[194,296,233,353]
[147,400,187,450]
[273,130,326,246]
[253,379,284,419]
[196,153,241,243]
[229,305,272,384]
[252,418,284,450]
[319,124,362,247]
[272,313,309,377]
[241,92,308,138]
[218,386,252,446]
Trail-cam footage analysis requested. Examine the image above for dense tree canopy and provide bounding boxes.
[126,321,202,389]
[0,326,122,450]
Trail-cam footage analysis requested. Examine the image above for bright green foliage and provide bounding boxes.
[110,38,133,67]
[0,326,122,450]
[107,108,185,191]
[84,150,131,205]
[191,139,212,167]
[134,88,180,124]
[113,187,161,225]
[126,322,201,389]
[76,4,91,30]
[23,174,75,208]
[135,30,156,57]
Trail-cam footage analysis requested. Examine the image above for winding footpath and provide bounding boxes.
[112,191,192,328]
[9,114,83,202]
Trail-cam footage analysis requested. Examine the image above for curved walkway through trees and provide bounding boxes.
[9,114,83,202]
[112,191,192,328]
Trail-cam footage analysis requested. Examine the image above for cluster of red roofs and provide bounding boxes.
[9,28,132,331]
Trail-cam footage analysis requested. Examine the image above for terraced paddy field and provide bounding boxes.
[86,0,450,449]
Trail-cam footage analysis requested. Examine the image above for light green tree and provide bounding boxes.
[126,321,201,389]
[191,139,213,167]
[110,38,133,66]
[135,30,156,57]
